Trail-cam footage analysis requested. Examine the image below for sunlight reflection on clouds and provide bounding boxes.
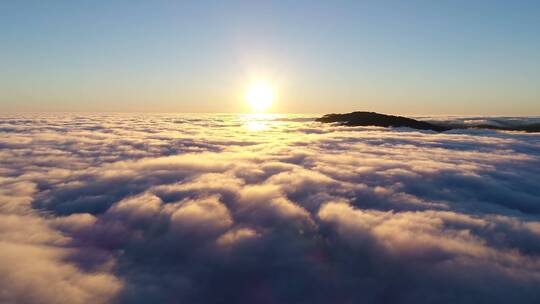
[1,114,540,303]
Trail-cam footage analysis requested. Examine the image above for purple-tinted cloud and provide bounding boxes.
[1,114,540,303]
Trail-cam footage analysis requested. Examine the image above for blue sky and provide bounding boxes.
[1,0,539,114]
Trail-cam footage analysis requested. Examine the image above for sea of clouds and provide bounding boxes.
[1,113,540,303]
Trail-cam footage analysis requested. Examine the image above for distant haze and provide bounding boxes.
[1,1,539,114]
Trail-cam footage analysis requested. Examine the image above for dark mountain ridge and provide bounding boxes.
[316,112,450,132]
[316,111,540,133]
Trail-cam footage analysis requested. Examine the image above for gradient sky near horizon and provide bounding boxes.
[1,0,539,114]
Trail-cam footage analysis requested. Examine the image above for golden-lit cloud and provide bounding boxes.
[1,113,540,303]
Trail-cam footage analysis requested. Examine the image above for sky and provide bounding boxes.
[1,0,539,114]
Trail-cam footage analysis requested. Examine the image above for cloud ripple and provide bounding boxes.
[1,113,540,303]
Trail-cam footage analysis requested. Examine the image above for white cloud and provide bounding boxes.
[1,113,540,303]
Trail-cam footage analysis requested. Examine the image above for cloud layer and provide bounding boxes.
[1,113,540,303]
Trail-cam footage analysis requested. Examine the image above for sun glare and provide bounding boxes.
[245,82,274,113]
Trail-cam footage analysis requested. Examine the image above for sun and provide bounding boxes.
[245,81,275,113]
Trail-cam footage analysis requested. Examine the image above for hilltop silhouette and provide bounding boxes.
[316,112,450,132]
[317,111,540,132]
